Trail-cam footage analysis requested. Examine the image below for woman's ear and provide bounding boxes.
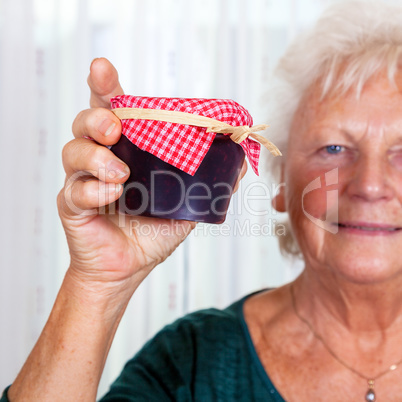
[272,167,286,213]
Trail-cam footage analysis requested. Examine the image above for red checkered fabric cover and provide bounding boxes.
[110,95,261,176]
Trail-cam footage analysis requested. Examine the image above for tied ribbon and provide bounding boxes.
[206,124,281,157]
[112,107,282,157]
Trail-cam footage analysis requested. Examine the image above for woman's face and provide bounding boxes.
[277,70,402,283]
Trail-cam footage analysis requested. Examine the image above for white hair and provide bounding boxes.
[266,0,402,257]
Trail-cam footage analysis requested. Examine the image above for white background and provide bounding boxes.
[0,0,332,396]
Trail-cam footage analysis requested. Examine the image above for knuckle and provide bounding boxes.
[73,107,121,144]
[72,109,89,133]
[57,185,73,215]
[56,188,64,208]
[89,107,112,126]
[61,139,77,169]
[62,139,75,158]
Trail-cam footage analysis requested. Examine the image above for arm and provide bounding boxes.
[8,274,133,401]
[7,58,195,402]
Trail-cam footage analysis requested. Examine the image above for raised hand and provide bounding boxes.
[58,58,196,287]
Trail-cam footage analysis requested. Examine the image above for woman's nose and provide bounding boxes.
[347,155,394,201]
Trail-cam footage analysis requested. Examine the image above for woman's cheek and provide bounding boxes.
[301,187,330,220]
[286,168,332,221]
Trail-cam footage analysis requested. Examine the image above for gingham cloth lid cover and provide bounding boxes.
[110,95,261,176]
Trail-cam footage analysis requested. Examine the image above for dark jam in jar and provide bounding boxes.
[111,134,245,224]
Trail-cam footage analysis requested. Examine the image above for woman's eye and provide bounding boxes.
[388,149,402,168]
[325,145,344,154]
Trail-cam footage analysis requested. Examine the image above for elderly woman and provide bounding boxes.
[3,0,402,401]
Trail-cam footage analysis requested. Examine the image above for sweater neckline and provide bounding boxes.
[233,291,287,402]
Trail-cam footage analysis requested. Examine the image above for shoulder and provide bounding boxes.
[100,291,282,401]
[100,295,254,401]
[138,296,248,361]
[162,298,244,337]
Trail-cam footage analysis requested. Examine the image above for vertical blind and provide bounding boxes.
[0,0,332,395]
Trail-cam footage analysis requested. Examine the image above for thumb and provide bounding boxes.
[87,58,125,109]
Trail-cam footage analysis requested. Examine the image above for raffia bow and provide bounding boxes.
[112,107,282,157]
[206,124,281,156]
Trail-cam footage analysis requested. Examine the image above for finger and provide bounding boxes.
[62,138,130,183]
[60,178,123,217]
[233,160,248,193]
[72,107,122,146]
[88,58,124,109]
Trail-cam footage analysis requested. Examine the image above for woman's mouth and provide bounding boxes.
[336,222,402,235]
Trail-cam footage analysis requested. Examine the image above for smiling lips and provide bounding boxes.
[336,222,402,234]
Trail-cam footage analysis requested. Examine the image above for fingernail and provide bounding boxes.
[107,160,130,179]
[101,183,123,193]
[107,183,123,193]
[98,119,116,137]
